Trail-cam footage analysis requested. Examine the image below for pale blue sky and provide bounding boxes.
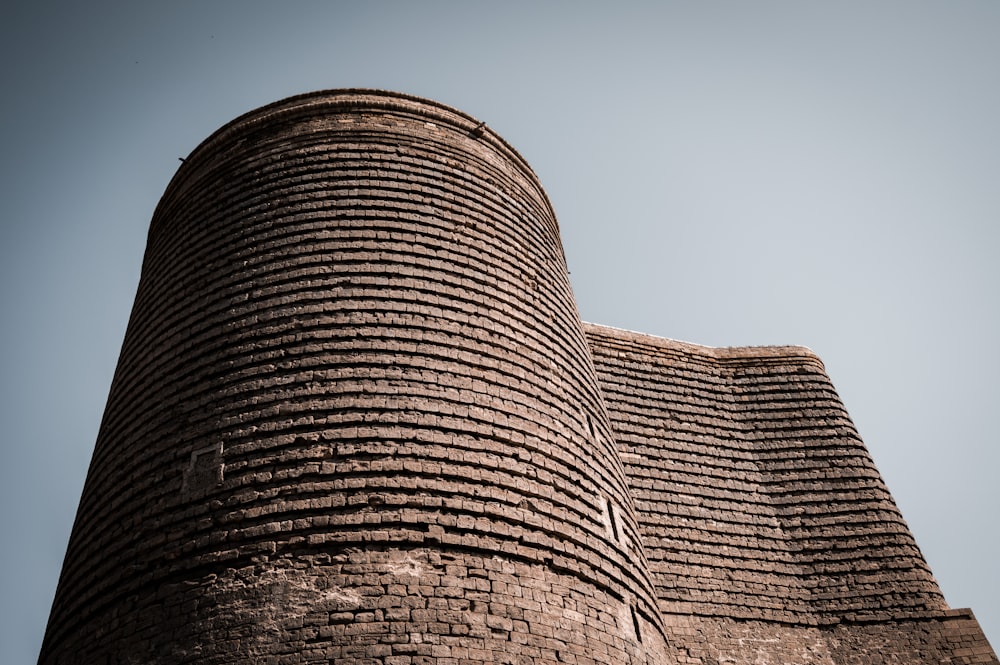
[2,2,998,661]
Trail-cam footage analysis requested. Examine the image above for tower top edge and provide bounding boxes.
[156,89,561,241]
[583,321,826,369]
[171,88,546,198]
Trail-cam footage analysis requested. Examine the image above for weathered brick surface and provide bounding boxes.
[654,611,996,664]
[39,90,666,664]
[586,323,997,662]
[39,90,995,664]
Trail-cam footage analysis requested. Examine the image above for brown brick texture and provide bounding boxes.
[39,90,996,664]
[586,323,997,663]
[38,91,667,664]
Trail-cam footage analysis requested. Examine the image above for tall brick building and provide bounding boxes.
[39,90,996,664]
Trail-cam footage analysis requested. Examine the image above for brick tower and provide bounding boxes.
[39,90,669,663]
[40,90,996,664]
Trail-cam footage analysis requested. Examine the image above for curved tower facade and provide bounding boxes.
[39,90,668,663]
[40,90,997,665]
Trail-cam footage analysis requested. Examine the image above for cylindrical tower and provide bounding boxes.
[40,90,667,664]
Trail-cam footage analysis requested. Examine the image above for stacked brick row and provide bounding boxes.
[39,91,667,664]
[656,610,997,664]
[585,323,997,662]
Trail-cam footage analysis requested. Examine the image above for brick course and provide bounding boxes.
[39,90,996,664]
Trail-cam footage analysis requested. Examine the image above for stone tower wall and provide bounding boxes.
[39,90,997,665]
[39,91,667,664]
[585,323,996,663]
[585,324,947,624]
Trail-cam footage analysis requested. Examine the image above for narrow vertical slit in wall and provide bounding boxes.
[607,497,620,541]
[181,441,223,499]
[630,605,642,643]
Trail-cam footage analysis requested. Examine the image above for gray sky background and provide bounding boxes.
[2,2,997,661]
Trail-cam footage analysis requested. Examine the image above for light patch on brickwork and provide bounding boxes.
[384,553,426,579]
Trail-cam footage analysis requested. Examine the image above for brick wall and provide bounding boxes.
[39,91,667,664]
[39,90,996,664]
[586,323,996,663]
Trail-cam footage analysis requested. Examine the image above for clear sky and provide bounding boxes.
[2,2,997,661]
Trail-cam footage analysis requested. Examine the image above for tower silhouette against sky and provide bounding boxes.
[39,90,996,664]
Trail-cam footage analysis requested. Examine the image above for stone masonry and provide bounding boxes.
[39,90,997,664]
